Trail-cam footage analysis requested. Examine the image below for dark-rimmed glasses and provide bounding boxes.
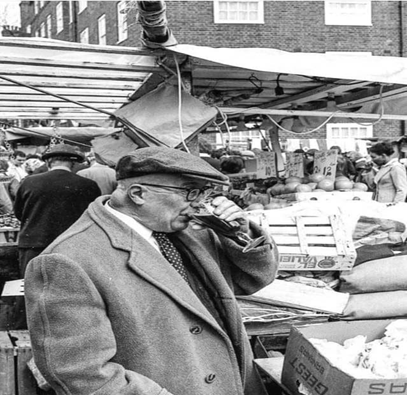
[139,183,213,202]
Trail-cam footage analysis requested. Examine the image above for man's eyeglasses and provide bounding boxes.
[139,183,213,202]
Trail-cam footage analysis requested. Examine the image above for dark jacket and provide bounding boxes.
[14,169,101,248]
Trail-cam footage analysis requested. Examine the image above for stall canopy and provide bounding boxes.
[2,36,407,139]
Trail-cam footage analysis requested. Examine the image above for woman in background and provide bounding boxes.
[368,141,407,203]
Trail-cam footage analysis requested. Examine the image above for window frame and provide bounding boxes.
[214,0,264,24]
[40,22,46,38]
[98,14,107,45]
[46,14,52,38]
[80,27,89,44]
[326,123,373,150]
[56,2,64,33]
[69,1,74,24]
[325,0,372,26]
[117,1,128,43]
[78,0,88,14]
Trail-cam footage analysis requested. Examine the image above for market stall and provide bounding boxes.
[3,2,407,393]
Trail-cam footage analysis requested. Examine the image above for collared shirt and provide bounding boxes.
[104,200,160,252]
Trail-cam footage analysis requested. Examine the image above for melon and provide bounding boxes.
[295,184,313,193]
[285,176,302,184]
[284,182,301,193]
[308,173,325,183]
[334,179,353,190]
[268,183,285,196]
[353,182,369,192]
[317,179,334,192]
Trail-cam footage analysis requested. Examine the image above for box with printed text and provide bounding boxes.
[282,320,406,395]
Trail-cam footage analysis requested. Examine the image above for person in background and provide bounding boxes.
[7,150,27,182]
[0,159,20,202]
[77,153,117,195]
[347,151,369,184]
[0,159,14,214]
[220,155,245,174]
[14,144,101,277]
[24,154,46,176]
[330,146,356,179]
[304,148,318,175]
[13,144,101,330]
[368,141,407,203]
[199,139,221,171]
[25,147,278,395]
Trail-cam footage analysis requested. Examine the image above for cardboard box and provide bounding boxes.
[282,320,406,395]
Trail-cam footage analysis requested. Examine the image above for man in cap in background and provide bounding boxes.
[14,143,101,277]
[25,147,278,395]
[77,151,117,195]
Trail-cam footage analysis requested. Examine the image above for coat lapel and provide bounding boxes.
[88,197,236,336]
[374,165,392,184]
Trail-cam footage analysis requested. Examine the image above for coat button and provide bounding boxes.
[189,325,202,334]
[205,373,216,384]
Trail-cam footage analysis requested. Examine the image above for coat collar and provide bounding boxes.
[374,159,400,184]
[87,196,233,334]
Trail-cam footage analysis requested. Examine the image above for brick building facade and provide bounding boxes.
[18,1,407,146]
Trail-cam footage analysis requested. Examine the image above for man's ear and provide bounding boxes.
[127,184,145,205]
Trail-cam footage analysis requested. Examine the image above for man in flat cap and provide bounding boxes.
[14,143,101,277]
[25,147,278,395]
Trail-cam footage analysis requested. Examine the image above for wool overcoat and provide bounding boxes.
[25,196,278,395]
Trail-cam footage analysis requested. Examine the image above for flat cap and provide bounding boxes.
[116,147,229,185]
[42,144,85,162]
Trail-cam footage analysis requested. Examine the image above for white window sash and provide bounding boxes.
[214,0,264,24]
[78,0,87,14]
[117,1,128,42]
[80,28,89,44]
[325,0,372,26]
[98,15,106,45]
[47,15,52,38]
[56,2,63,33]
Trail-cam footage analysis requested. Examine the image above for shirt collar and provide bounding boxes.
[383,158,399,168]
[104,200,158,250]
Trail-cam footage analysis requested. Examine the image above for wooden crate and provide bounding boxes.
[278,191,373,202]
[251,211,356,271]
[0,331,14,395]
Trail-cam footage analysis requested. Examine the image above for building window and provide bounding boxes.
[326,123,373,152]
[47,15,52,38]
[56,2,63,33]
[78,0,87,14]
[117,1,128,42]
[40,22,46,37]
[35,1,40,14]
[80,28,89,44]
[98,14,106,45]
[325,0,371,26]
[214,0,264,24]
[26,24,31,34]
[69,1,74,24]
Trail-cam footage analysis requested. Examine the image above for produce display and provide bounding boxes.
[269,174,369,197]
[0,213,20,229]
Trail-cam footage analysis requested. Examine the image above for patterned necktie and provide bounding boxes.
[152,232,191,286]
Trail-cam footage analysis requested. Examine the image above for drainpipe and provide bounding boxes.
[400,1,406,135]
[71,1,79,42]
[137,1,177,48]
